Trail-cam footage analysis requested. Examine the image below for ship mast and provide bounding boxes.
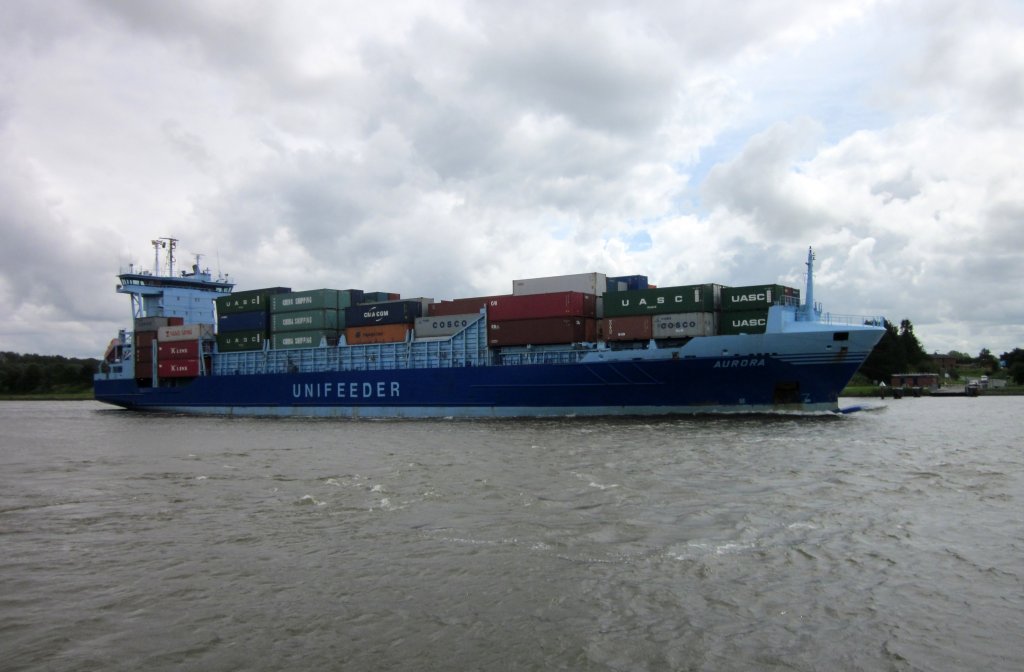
[800,246,821,320]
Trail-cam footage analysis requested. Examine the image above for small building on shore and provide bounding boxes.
[891,373,940,389]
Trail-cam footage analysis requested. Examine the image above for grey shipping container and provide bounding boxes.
[414,314,480,338]
[512,272,607,297]
[652,312,717,338]
[718,309,770,335]
[603,284,721,317]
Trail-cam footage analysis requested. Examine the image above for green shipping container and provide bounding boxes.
[271,309,341,332]
[216,287,291,315]
[720,284,799,312]
[603,284,720,317]
[216,331,267,352]
[718,309,769,335]
[272,330,340,349]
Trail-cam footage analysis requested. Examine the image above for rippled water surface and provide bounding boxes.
[2,398,1022,671]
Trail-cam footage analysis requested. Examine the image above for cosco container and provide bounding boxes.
[600,315,653,342]
[428,296,501,317]
[414,314,479,338]
[487,317,595,347]
[217,310,269,333]
[216,331,266,352]
[215,287,290,315]
[272,330,339,349]
[603,284,721,317]
[487,292,596,321]
[271,310,340,333]
[344,323,410,345]
[157,341,201,360]
[345,301,423,328]
[720,285,799,312]
[718,309,770,335]
[157,358,205,378]
[512,272,606,297]
[158,323,214,342]
[652,312,717,338]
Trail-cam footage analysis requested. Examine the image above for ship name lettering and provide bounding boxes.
[713,358,766,369]
[291,381,401,399]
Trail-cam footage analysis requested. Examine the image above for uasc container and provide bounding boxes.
[721,285,799,311]
[216,331,266,352]
[718,309,770,335]
[603,284,720,317]
[215,287,290,315]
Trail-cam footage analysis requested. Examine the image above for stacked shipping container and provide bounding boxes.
[718,284,800,335]
[215,287,290,352]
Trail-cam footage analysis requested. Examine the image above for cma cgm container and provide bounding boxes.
[488,292,597,321]
[272,330,339,349]
[604,284,721,317]
[721,285,799,312]
[216,331,266,352]
[157,341,202,360]
[415,314,479,338]
[345,323,410,345]
[512,272,606,297]
[216,287,290,315]
[601,315,653,342]
[652,313,717,338]
[218,310,269,333]
[488,317,596,347]
[428,296,502,317]
[345,301,423,328]
[719,309,770,335]
[271,310,340,332]
[158,323,214,342]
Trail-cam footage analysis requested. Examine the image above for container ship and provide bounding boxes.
[93,238,885,417]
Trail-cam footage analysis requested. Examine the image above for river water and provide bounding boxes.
[1,398,1021,671]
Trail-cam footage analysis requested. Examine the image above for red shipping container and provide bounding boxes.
[134,331,157,363]
[428,295,505,317]
[601,315,653,342]
[487,292,596,321]
[158,358,203,378]
[487,317,594,347]
[167,316,185,326]
[158,340,201,360]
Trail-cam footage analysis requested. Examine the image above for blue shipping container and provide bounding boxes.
[217,309,269,333]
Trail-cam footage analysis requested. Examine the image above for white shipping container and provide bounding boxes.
[414,313,480,338]
[652,312,717,338]
[158,323,215,342]
[512,272,607,297]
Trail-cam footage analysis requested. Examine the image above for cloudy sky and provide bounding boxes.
[2,0,1022,359]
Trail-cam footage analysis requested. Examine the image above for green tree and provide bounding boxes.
[977,348,999,374]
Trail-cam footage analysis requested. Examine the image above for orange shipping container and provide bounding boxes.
[601,315,653,342]
[344,323,410,345]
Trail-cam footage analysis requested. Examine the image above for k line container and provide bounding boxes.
[487,292,597,321]
[652,312,717,338]
[271,310,340,333]
[720,285,799,312]
[157,341,201,360]
[215,287,290,315]
[600,315,653,342]
[158,323,214,342]
[512,272,607,297]
[157,358,205,378]
[216,331,266,352]
[272,330,340,349]
[487,317,595,347]
[603,284,721,317]
[718,309,770,335]
[414,314,479,338]
[344,323,411,345]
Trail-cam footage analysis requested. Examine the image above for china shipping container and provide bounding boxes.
[217,310,269,333]
[344,323,411,345]
[600,315,653,342]
[345,300,423,328]
[157,340,201,360]
[487,292,597,321]
[271,310,340,333]
[720,285,800,311]
[269,288,365,313]
[216,331,266,352]
[414,314,480,338]
[272,330,340,349]
[215,287,290,315]
[652,312,717,338]
[428,296,503,317]
[487,317,595,347]
[718,309,770,335]
[158,323,214,342]
[158,358,208,378]
[512,272,607,297]
[603,284,721,317]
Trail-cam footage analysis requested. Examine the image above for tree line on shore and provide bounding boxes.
[0,352,98,395]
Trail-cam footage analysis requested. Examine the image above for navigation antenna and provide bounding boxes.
[151,237,178,277]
